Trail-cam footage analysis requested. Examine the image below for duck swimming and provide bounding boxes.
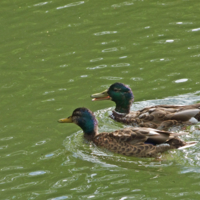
[91,82,200,130]
[58,107,197,158]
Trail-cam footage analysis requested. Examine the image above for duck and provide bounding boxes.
[91,82,200,130]
[58,107,197,158]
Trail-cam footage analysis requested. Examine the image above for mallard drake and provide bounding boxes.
[91,82,200,130]
[58,107,197,158]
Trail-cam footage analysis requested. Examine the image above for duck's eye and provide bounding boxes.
[73,111,81,117]
[113,88,120,92]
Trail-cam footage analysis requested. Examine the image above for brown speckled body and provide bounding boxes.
[111,104,200,130]
[90,127,190,157]
[59,107,197,158]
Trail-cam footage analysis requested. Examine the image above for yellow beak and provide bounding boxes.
[58,116,73,123]
[91,89,111,101]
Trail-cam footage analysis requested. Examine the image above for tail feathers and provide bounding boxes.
[172,109,199,121]
[178,141,198,149]
[167,138,197,149]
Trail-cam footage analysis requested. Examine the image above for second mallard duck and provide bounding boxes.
[91,82,200,130]
[58,107,197,158]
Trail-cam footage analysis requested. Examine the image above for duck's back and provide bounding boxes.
[111,103,200,130]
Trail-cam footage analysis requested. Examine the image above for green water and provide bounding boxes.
[1,0,200,199]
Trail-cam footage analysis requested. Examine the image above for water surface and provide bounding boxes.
[1,0,200,199]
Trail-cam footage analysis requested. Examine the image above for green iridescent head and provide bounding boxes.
[58,107,98,136]
[91,82,134,114]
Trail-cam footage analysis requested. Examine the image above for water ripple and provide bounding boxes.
[57,1,85,10]
[95,174,125,182]
[111,1,134,8]
[150,58,171,62]
[0,145,8,150]
[0,173,24,184]
[188,45,200,50]
[33,2,50,7]
[174,78,188,83]
[191,27,200,32]
[48,195,72,200]
[0,137,13,141]
[100,76,123,80]
[11,181,41,190]
[111,63,130,68]
[52,174,82,189]
[1,166,23,171]
[29,170,48,176]
[101,40,119,45]
[130,77,143,81]
[33,138,51,146]
[94,31,117,36]
[39,149,65,160]
[102,47,118,52]
[0,170,49,185]
[6,150,29,157]
[71,184,91,193]
[154,39,178,44]
[90,57,103,62]
[63,131,118,168]
[87,65,107,70]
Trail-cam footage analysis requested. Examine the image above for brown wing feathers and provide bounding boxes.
[112,104,200,130]
[93,127,191,157]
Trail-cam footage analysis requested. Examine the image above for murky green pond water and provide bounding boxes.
[1,0,200,199]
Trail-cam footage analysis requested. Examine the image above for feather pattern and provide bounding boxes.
[112,105,200,130]
[91,82,200,130]
[58,107,197,158]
